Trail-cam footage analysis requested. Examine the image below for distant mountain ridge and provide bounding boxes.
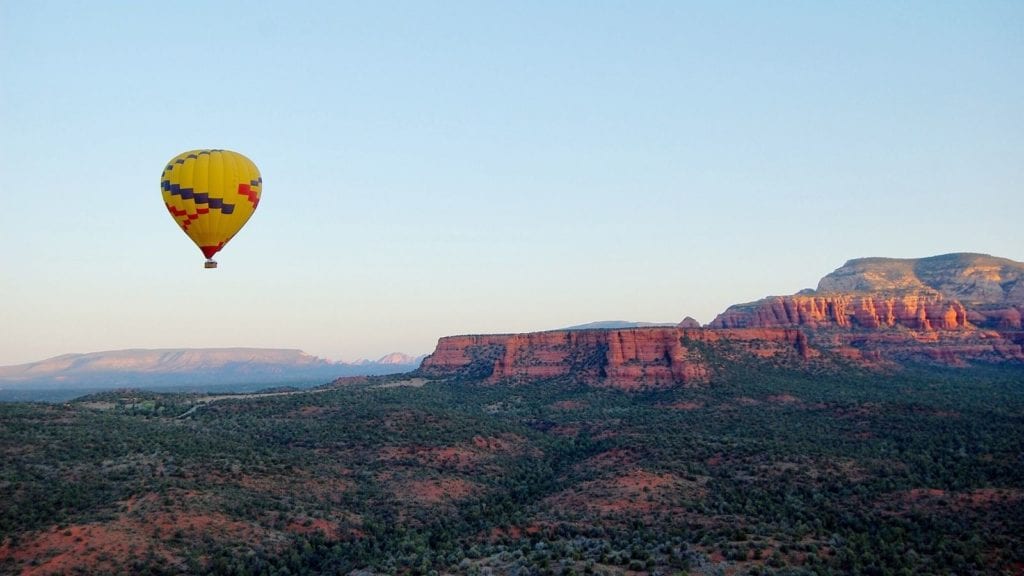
[0,348,327,376]
[0,348,422,391]
[563,320,677,330]
[356,352,427,365]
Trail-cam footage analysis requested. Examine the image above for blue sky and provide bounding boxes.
[1,1,1021,365]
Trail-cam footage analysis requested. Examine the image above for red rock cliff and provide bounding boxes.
[418,254,1023,386]
[707,253,1024,364]
[710,294,969,331]
[418,327,809,389]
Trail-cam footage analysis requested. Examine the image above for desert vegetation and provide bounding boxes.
[1,355,1022,575]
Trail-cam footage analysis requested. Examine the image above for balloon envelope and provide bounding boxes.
[161,149,261,266]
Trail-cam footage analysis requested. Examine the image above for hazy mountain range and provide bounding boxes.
[0,348,424,397]
[562,320,677,330]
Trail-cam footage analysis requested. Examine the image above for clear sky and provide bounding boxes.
[1,1,1021,365]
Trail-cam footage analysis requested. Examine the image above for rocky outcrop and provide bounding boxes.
[817,253,1024,331]
[709,253,1024,364]
[710,294,970,331]
[713,253,1024,330]
[418,327,810,390]
[815,253,1024,303]
[968,306,1024,330]
[417,253,1023,389]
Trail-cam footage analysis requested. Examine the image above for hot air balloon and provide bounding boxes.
[161,149,262,268]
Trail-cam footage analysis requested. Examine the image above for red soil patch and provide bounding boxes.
[471,434,524,452]
[400,477,478,505]
[118,491,163,514]
[665,401,703,410]
[3,496,273,574]
[291,405,329,417]
[379,445,484,471]
[486,522,550,542]
[438,446,480,460]
[286,517,338,538]
[0,487,287,575]
[549,400,586,410]
[885,487,1024,513]
[489,525,523,540]
[150,511,262,541]
[612,469,677,492]
[955,488,1024,507]
[579,448,638,470]
[0,522,174,576]
[767,394,801,404]
[228,469,353,501]
[379,435,528,472]
[904,488,947,500]
[378,409,428,430]
[592,429,620,441]
[543,469,704,516]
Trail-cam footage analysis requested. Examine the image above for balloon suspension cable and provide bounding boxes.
[204,259,218,269]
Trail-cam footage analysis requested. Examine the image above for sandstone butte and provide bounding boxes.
[418,328,810,390]
[709,253,1024,367]
[417,254,1024,390]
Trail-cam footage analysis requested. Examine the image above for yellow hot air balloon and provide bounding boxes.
[161,149,262,268]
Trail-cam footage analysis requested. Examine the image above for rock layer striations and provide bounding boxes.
[709,253,1024,364]
[420,254,1023,385]
[418,328,810,389]
[713,253,1023,330]
[710,294,970,331]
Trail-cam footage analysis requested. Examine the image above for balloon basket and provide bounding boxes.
[204,260,218,269]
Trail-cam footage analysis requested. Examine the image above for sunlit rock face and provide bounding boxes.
[715,253,1023,329]
[418,328,810,389]
[815,253,1024,304]
[418,254,1024,383]
[710,294,970,331]
[707,253,1024,364]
